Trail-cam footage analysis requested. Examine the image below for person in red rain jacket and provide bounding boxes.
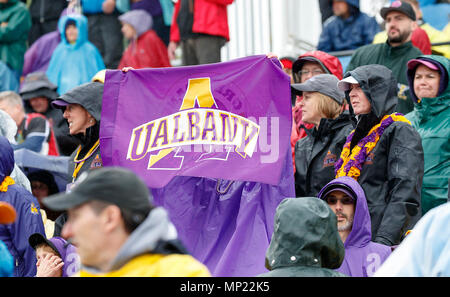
[168,0,234,65]
[118,9,171,69]
[290,51,344,172]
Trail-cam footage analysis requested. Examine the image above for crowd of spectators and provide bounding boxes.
[0,0,448,278]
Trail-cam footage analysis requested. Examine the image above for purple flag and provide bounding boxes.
[100,55,295,276]
[100,55,292,188]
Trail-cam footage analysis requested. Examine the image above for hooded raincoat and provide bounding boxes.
[0,110,32,192]
[46,14,105,95]
[118,10,171,69]
[318,176,392,277]
[52,81,104,184]
[339,65,424,246]
[317,0,379,52]
[374,202,450,277]
[0,136,46,277]
[0,0,31,72]
[258,197,346,277]
[405,55,450,215]
[78,207,210,277]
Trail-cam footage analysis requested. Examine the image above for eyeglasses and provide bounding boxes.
[325,196,354,205]
[298,69,325,76]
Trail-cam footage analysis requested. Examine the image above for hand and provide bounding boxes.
[36,254,64,277]
[1,22,8,28]
[102,0,116,14]
[168,41,179,60]
[121,67,134,72]
[266,53,283,69]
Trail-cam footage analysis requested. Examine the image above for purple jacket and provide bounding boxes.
[22,31,61,78]
[47,237,80,277]
[0,136,46,277]
[318,176,392,277]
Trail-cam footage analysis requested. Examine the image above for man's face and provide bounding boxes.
[385,11,414,45]
[29,97,49,113]
[348,84,371,115]
[325,190,355,232]
[299,61,326,83]
[333,0,350,18]
[61,203,106,268]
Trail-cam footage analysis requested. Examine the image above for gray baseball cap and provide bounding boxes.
[43,167,153,214]
[291,74,345,105]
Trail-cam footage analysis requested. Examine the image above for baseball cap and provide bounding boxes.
[337,75,359,92]
[291,74,345,105]
[43,167,153,214]
[28,233,62,258]
[380,1,416,21]
[318,182,357,203]
[292,55,330,76]
[0,202,16,224]
[407,59,439,71]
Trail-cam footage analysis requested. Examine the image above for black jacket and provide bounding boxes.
[342,65,424,246]
[55,81,104,183]
[295,111,353,197]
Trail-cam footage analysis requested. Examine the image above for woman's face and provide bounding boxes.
[299,91,325,126]
[121,23,136,40]
[63,103,95,135]
[413,64,441,101]
[29,97,49,113]
[349,84,371,115]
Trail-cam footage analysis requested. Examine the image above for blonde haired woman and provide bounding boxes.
[293,74,353,197]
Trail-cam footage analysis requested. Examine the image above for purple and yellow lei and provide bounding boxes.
[335,113,411,180]
[0,176,15,192]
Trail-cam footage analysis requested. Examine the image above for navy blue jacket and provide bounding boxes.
[317,0,379,52]
[0,136,45,277]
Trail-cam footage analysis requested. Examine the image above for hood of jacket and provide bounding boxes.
[406,55,450,118]
[54,81,103,122]
[318,176,372,248]
[81,207,180,273]
[344,0,360,10]
[265,197,344,271]
[0,136,14,182]
[344,64,398,120]
[118,9,153,39]
[293,51,344,81]
[57,14,88,49]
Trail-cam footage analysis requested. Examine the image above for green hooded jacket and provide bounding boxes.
[406,55,450,215]
[0,0,32,71]
[258,197,346,277]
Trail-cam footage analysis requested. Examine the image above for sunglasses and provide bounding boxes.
[325,196,354,205]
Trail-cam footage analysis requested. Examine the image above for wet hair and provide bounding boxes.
[315,92,343,119]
